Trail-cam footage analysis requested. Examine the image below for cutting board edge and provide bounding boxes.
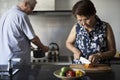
[70,64,112,73]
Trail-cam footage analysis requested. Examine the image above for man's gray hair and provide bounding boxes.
[18,0,36,6]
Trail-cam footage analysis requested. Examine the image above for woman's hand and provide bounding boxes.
[73,49,81,59]
[88,53,102,64]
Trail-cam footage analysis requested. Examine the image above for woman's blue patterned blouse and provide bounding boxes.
[75,16,108,59]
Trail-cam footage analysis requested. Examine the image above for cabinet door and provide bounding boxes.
[55,0,79,10]
[34,0,55,11]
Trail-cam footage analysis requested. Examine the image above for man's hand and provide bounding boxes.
[42,46,49,52]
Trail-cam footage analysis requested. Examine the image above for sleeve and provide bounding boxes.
[21,14,36,40]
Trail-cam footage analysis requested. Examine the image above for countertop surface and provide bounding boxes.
[0,55,120,80]
[0,64,120,80]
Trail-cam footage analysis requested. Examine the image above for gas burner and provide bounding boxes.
[31,43,60,63]
[30,48,48,63]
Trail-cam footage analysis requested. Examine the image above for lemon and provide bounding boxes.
[75,70,83,77]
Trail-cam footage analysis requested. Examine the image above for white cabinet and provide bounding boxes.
[0,0,80,14]
[34,0,55,11]
[34,0,79,11]
[55,0,79,10]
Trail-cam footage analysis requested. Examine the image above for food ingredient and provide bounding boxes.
[61,67,71,73]
[66,70,75,77]
[59,67,71,76]
[59,67,84,77]
[84,64,93,68]
[59,71,65,76]
[75,70,83,77]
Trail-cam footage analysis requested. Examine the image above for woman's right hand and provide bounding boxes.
[73,49,81,59]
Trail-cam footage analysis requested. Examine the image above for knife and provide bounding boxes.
[73,56,91,64]
[79,57,91,64]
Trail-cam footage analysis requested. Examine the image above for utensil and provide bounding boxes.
[73,57,91,64]
[33,49,45,58]
[79,57,91,64]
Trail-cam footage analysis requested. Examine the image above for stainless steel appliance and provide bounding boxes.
[30,43,72,65]
[47,43,59,62]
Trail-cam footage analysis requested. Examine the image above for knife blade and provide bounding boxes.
[79,57,91,64]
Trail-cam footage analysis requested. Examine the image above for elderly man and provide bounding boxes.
[0,0,49,65]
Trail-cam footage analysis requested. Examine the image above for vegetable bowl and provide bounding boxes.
[53,68,86,80]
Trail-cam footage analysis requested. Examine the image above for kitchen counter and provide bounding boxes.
[0,64,67,80]
[1,56,120,80]
[0,63,120,80]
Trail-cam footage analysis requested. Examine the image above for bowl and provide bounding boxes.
[53,69,85,80]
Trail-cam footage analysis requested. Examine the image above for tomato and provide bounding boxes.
[66,70,75,77]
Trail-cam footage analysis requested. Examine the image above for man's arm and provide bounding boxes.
[31,35,49,52]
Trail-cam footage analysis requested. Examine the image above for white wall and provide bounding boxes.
[0,0,18,16]
[29,14,75,56]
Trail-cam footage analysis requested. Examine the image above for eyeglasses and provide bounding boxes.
[77,16,90,23]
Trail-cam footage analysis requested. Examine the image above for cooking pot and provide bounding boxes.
[33,49,45,58]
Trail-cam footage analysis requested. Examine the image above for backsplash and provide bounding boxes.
[29,14,76,56]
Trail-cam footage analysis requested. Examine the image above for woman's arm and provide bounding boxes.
[88,23,116,63]
[100,23,116,59]
[66,25,81,59]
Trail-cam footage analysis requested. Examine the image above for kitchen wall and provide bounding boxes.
[0,0,120,56]
[30,0,120,56]
[0,0,18,15]
[92,0,120,53]
[29,14,76,56]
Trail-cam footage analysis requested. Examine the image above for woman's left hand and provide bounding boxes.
[88,53,102,64]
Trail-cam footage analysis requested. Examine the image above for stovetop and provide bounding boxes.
[31,56,72,65]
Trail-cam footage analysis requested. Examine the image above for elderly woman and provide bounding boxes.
[66,0,116,64]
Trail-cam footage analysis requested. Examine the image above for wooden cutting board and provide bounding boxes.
[70,64,112,73]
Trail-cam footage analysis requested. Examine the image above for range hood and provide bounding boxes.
[32,0,79,15]
[32,10,72,15]
[34,0,79,11]
[34,0,55,11]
